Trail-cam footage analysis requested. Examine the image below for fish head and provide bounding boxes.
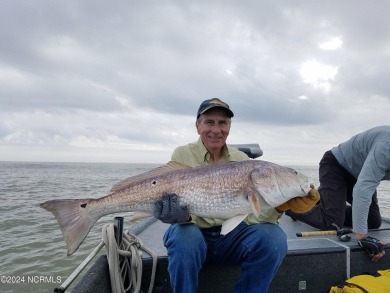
[250,164,312,207]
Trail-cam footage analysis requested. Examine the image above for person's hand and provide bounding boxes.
[357,235,386,261]
[276,184,320,213]
[154,193,190,224]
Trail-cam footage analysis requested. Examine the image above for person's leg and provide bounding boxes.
[163,224,207,293]
[344,191,382,229]
[207,222,287,293]
[367,191,382,229]
[286,151,348,230]
[340,168,356,227]
[343,205,353,227]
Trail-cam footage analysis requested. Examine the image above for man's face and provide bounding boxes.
[196,108,231,152]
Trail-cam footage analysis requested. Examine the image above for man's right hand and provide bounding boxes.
[154,193,190,224]
[276,184,320,213]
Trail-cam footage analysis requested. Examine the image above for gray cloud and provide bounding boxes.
[1,0,389,164]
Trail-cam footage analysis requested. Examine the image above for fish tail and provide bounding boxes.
[40,198,98,256]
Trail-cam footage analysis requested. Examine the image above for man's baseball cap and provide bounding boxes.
[196,98,234,119]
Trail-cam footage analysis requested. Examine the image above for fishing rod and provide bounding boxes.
[296,224,390,242]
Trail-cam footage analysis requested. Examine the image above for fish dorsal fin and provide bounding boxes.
[110,161,192,192]
[221,214,248,235]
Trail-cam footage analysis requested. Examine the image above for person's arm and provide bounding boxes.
[171,147,185,163]
[352,144,389,235]
[353,143,390,260]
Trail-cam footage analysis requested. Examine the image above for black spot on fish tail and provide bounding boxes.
[80,203,87,208]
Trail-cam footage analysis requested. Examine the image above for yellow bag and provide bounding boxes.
[329,270,390,293]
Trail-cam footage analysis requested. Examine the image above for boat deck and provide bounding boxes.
[73,215,390,292]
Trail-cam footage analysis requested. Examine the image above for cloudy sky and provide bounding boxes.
[1,0,389,165]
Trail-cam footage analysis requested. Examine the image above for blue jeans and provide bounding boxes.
[163,222,287,293]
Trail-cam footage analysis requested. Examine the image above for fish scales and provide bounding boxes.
[108,161,252,216]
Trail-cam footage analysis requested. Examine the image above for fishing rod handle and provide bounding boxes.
[296,230,337,237]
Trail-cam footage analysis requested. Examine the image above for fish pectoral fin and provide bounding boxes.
[254,186,276,207]
[248,191,261,217]
[221,214,248,235]
[129,212,153,222]
[244,187,261,217]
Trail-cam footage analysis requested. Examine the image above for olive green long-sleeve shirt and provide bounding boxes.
[171,138,282,228]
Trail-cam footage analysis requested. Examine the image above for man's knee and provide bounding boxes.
[163,224,206,253]
[252,224,287,258]
[270,228,288,257]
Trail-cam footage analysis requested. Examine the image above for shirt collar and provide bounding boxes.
[197,137,230,163]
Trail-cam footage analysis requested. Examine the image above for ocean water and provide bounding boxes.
[0,162,389,293]
[0,162,160,293]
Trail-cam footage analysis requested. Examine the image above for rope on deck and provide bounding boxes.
[102,223,157,293]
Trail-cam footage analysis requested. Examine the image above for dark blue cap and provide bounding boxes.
[196,98,234,119]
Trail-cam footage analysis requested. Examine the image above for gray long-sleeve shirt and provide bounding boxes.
[331,125,390,234]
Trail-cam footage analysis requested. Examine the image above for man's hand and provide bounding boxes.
[154,193,190,224]
[276,184,320,213]
[357,235,386,261]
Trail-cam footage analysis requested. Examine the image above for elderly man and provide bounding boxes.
[154,98,318,292]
